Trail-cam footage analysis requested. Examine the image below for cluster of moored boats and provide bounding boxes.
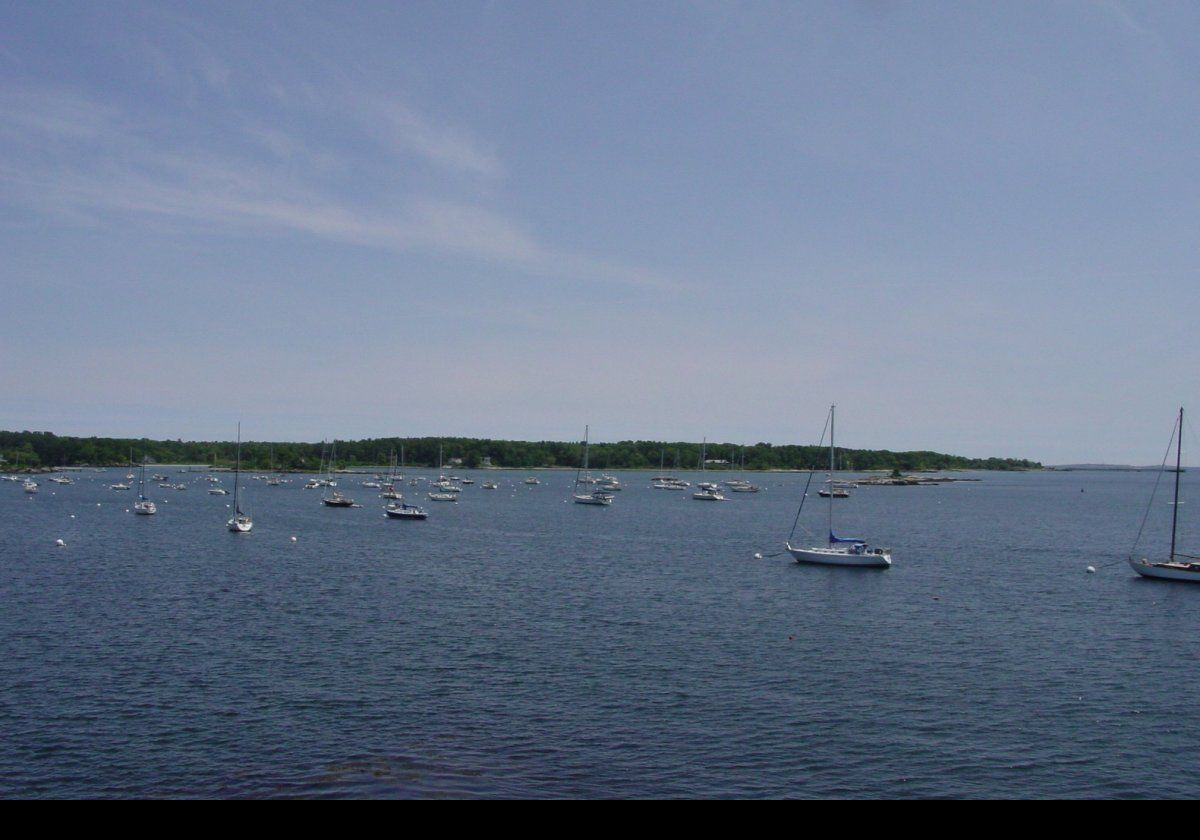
[10,406,1197,582]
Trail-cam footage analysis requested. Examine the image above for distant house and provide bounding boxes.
[447,457,464,467]
[480,456,493,467]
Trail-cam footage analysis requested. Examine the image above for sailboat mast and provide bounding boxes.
[233,423,242,514]
[574,426,588,494]
[828,405,836,544]
[1171,406,1183,562]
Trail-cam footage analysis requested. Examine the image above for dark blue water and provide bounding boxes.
[2,468,1199,798]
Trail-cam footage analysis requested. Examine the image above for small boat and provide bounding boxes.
[380,449,403,498]
[322,491,355,507]
[22,480,38,494]
[785,405,891,568]
[49,476,73,485]
[524,476,540,485]
[482,481,499,490]
[1129,407,1200,582]
[226,424,252,532]
[575,490,614,505]
[384,501,428,520]
[817,487,850,499]
[321,442,355,507]
[427,492,458,502]
[692,438,723,500]
[133,457,156,515]
[573,426,613,506]
[652,456,690,489]
[110,483,130,491]
[208,488,228,495]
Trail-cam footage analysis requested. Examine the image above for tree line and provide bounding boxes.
[0,430,1041,473]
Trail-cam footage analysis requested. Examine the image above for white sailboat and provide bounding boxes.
[692,438,724,500]
[226,424,252,532]
[321,441,355,507]
[786,405,891,568]
[725,448,761,492]
[573,426,613,505]
[385,500,428,519]
[381,449,403,499]
[133,455,156,515]
[1129,407,1199,582]
[652,448,689,489]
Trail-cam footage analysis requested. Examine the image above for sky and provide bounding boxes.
[2,1,1198,464]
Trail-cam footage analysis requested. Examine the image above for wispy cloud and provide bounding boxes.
[368,98,504,179]
[0,83,674,290]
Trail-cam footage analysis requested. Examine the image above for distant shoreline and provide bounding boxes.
[0,430,1044,474]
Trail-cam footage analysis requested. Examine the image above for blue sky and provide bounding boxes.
[2,1,1198,463]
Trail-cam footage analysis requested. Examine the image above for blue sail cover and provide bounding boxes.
[829,531,865,544]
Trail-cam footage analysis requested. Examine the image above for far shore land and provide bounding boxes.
[0,431,1044,476]
[4,463,998,485]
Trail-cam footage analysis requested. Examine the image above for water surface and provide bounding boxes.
[2,468,1198,798]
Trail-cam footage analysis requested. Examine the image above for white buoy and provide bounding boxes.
[754,552,763,560]
[1086,566,1096,574]
[55,539,65,547]
[291,536,298,542]
[70,514,75,519]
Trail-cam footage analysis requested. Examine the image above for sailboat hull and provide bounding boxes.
[385,505,428,520]
[786,542,891,568]
[1128,557,1200,582]
[573,494,612,505]
[227,516,253,533]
